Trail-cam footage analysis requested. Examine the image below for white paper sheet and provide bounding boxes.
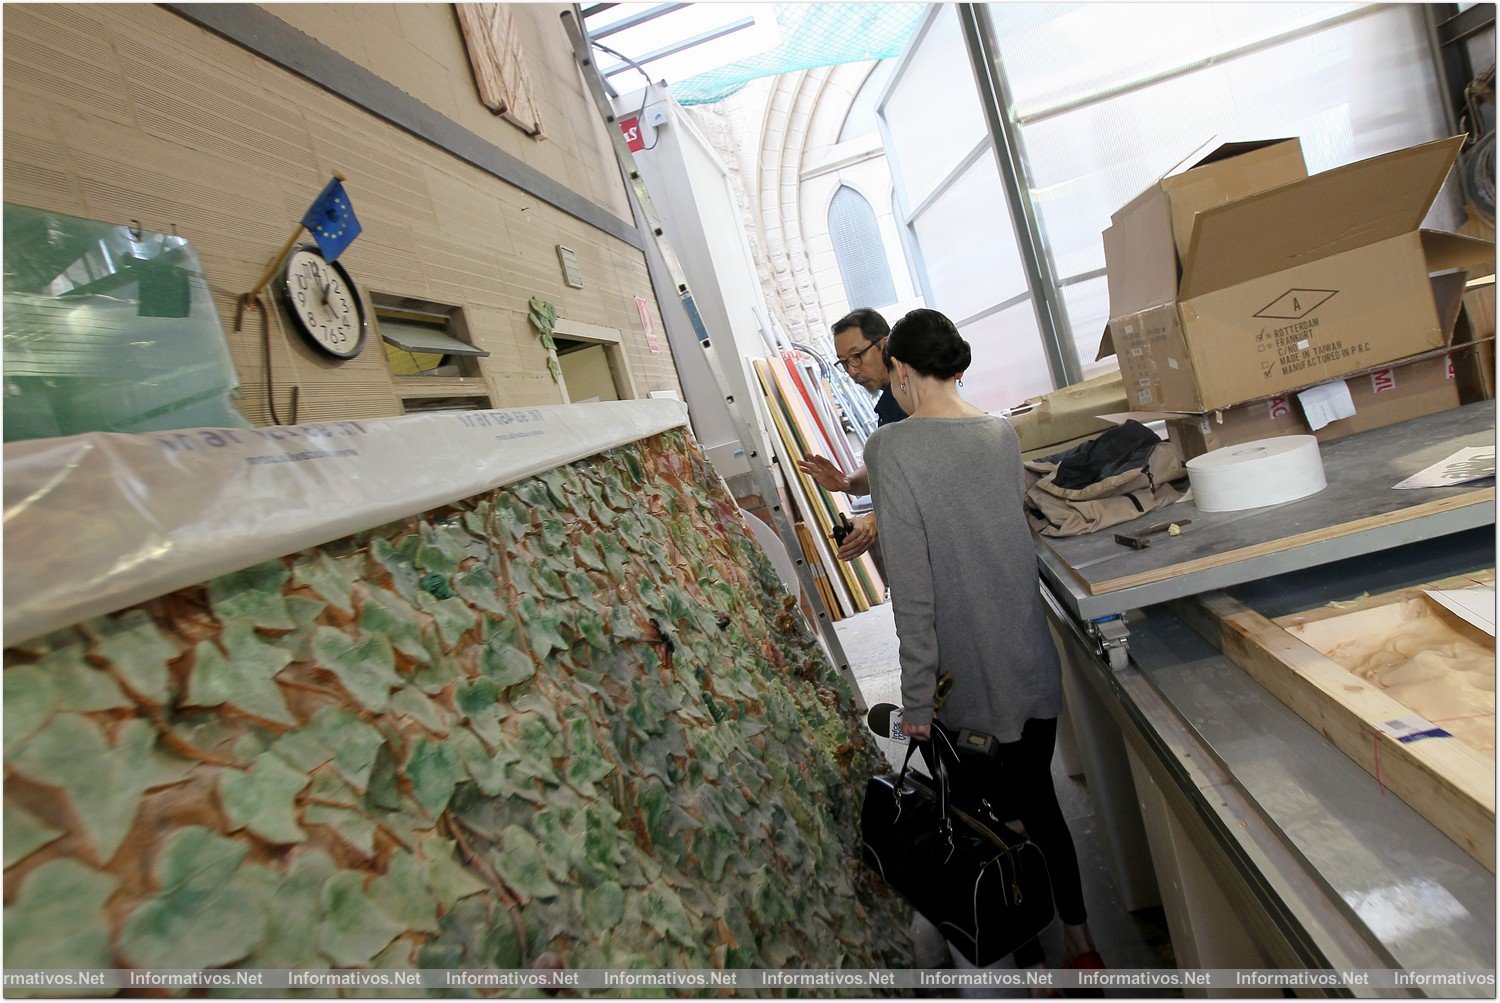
[1424,585,1496,636]
[1392,446,1497,489]
[1297,381,1357,432]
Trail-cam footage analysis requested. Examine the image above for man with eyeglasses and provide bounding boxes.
[796,308,908,565]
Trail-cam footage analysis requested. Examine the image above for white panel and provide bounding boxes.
[1018,5,1455,284]
[1059,276,1114,377]
[880,5,986,208]
[958,302,1051,414]
[910,153,1028,323]
[990,3,1367,117]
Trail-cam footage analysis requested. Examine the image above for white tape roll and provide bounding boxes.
[1186,435,1327,512]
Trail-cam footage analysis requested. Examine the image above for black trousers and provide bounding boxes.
[919,717,1087,969]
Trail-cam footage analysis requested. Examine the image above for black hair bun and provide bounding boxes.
[889,308,971,380]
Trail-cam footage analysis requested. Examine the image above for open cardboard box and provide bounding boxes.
[1159,272,1493,458]
[1101,136,1496,413]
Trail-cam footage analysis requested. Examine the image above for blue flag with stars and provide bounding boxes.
[300,178,361,261]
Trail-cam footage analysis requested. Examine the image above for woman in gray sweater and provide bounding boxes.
[864,308,1102,975]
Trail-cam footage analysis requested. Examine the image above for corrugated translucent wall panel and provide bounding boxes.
[909,154,1029,324]
[880,5,986,207]
[993,3,1454,374]
[1058,277,1114,380]
[992,3,1367,117]
[957,302,1048,415]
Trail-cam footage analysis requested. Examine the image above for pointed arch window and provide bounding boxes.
[828,185,897,309]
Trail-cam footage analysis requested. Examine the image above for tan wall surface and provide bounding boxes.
[3,3,679,425]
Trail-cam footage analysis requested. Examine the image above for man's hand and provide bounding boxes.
[836,512,876,561]
[900,721,931,740]
[796,454,851,493]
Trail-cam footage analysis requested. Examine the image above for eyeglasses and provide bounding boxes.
[835,338,885,372]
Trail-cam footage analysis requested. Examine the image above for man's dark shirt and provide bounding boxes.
[874,384,909,427]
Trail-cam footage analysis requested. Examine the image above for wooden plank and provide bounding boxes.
[751,362,856,617]
[1172,590,1496,871]
[1271,568,1496,629]
[762,357,880,609]
[1092,489,1495,595]
[1038,402,1496,599]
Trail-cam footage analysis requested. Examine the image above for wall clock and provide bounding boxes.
[280,245,366,360]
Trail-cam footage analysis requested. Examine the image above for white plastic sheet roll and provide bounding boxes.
[1186,435,1327,512]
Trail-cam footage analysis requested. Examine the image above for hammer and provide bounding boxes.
[1115,519,1191,550]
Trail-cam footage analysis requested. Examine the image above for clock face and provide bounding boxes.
[282,246,366,359]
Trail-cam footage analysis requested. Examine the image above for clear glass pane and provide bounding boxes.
[991,3,1367,118]
[880,5,987,209]
[1020,5,1455,284]
[3,203,248,442]
[910,153,1029,322]
[958,301,1052,413]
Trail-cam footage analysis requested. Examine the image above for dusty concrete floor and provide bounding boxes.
[832,601,1178,995]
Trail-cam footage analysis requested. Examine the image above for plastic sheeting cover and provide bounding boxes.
[670,3,926,105]
[4,398,689,644]
[3,203,249,442]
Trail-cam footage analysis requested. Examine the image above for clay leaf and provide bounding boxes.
[119,826,267,968]
[3,859,117,970]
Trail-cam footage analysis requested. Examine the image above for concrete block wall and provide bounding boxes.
[3,3,681,425]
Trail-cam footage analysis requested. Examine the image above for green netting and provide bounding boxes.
[672,3,928,106]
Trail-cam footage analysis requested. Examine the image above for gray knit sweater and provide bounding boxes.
[864,415,1061,741]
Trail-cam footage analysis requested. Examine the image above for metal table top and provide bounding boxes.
[1038,401,1496,621]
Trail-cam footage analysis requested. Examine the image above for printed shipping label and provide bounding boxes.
[1376,715,1451,744]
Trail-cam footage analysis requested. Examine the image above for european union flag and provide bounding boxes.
[300,178,361,261]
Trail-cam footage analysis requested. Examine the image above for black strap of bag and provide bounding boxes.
[863,726,1056,966]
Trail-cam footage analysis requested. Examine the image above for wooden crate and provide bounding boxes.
[1173,570,1496,871]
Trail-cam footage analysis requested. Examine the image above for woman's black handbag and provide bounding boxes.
[860,728,1054,966]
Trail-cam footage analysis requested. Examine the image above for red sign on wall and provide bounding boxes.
[1371,368,1396,393]
[620,116,645,153]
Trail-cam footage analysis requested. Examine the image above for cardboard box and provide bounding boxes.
[1102,136,1495,413]
[1004,370,1127,454]
[1163,272,1491,458]
[1166,350,1469,459]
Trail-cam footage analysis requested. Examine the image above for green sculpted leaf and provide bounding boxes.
[390,685,450,734]
[480,633,535,688]
[368,849,441,934]
[207,560,294,629]
[3,802,63,867]
[359,588,429,664]
[454,566,507,614]
[292,551,356,614]
[11,715,158,862]
[187,620,294,725]
[406,738,463,815]
[416,521,465,576]
[416,592,478,647]
[83,609,179,704]
[565,718,615,789]
[302,770,377,856]
[247,850,336,968]
[4,665,58,757]
[307,707,384,791]
[371,536,423,604]
[318,871,405,966]
[494,825,561,902]
[4,859,117,969]
[418,833,488,909]
[516,595,568,657]
[42,642,132,712]
[363,742,402,812]
[312,627,400,712]
[220,752,310,844]
[119,827,266,969]
[268,729,335,773]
